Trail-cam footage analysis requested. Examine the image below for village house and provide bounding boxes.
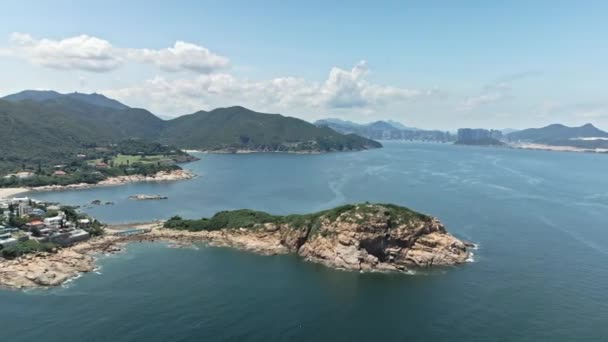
[3,171,35,179]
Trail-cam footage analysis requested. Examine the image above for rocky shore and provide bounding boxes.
[0,204,473,289]
[26,169,195,193]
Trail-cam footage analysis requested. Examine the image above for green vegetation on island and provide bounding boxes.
[164,203,431,234]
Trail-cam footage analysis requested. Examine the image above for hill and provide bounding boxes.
[3,90,130,110]
[507,123,608,148]
[163,106,381,152]
[315,118,452,142]
[0,91,381,174]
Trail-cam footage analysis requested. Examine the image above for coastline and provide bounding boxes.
[0,213,473,289]
[511,143,608,153]
[0,187,30,200]
[0,222,297,289]
[0,222,266,289]
[0,169,195,197]
[182,147,380,154]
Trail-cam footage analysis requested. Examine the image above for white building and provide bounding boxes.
[18,202,32,217]
[44,215,64,229]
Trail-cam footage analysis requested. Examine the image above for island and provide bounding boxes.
[0,203,472,289]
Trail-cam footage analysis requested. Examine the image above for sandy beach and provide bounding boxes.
[0,187,29,200]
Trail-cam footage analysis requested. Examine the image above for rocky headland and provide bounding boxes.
[0,204,473,289]
[163,203,473,272]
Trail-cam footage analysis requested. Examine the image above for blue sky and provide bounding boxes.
[1,0,607,129]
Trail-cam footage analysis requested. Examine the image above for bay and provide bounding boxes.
[2,142,608,341]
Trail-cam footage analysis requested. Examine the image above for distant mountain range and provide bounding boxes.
[0,90,381,173]
[314,118,453,142]
[506,123,608,149]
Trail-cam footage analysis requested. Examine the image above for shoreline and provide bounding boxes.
[0,222,278,289]
[0,215,473,289]
[0,169,195,198]
[0,187,30,200]
[511,143,608,154]
[182,147,379,154]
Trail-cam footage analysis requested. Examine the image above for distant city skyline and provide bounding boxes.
[1,0,607,130]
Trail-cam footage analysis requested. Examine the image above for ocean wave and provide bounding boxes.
[466,252,475,263]
[61,273,83,288]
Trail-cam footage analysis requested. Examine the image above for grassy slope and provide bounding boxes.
[163,203,431,233]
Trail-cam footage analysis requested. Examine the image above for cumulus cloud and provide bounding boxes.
[127,41,229,73]
[104,61,435,117]
[319,61,428,109]
[9,32,121,72]
[4,32,228,73]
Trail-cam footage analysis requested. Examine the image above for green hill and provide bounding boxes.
[162,106,381,152]
[0,91,381,173]
[4,90,129,110]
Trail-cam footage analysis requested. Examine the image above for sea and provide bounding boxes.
[1,141,607,341]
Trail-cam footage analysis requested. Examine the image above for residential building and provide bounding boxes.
[18,202,32,217]
[44,215,64,229]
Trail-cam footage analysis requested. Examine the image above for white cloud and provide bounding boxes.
[9,33,121,72]
[104,61,435,117]
[4,33,228,73]
[127,41,229,73]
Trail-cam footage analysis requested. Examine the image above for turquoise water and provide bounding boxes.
[2,142,608,341]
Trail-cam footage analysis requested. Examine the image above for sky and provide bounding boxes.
[1,0,607,130]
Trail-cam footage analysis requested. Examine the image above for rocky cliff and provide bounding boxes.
[165,203,472,272]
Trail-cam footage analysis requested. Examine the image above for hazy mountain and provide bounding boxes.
[386,120,418,131]
[314,118,417,132]
[500,128,519,135]
[314,118,452,142]
[507,123,608,148]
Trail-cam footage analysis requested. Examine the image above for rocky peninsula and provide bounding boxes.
[163,203,472,271]
[0,204,473,289]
